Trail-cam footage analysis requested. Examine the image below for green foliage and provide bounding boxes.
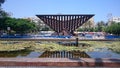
[0,17,37,34]
[0,0,5,6]
[13,18,36,34]
[0,9,9,17]
[78,21,107,32]
[80,41,120,53]
[0,41,120,54]
[105,23,120,35]
[96,21,106,32]
[77,27,95,32]
[77,28,84,32]
[41,26,51,31]
[0,41,31,51]
[0,0,9,18]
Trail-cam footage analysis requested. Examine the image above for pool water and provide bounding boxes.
[0,50,90,58]
[0,49,120,58]
[0,41,120,58]
[87,48,120,58]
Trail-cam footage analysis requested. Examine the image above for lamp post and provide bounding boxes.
[7,27,10,36]
[75,29,78,47]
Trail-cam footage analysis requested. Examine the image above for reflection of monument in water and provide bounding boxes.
[40,51,90,58]
[36,14,94,36]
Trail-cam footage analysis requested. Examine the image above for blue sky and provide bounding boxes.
[2,0,120,23]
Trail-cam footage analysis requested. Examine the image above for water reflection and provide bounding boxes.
[0,49,120,58]
[0,50,31,57]
[0,42,120,58]
[87,48,120,58]
[39,51,90,58]
[17,51,43,58]
[0,50,90,58]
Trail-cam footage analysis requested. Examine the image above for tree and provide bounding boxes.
[105,23,120,35]
[0,0,10,18]
[96,21,106,32]
[77,28,84,32]
[81,18,94,32]
[41,26,50,31]
[13,18,37,34]
[0,9,9,17]
[0,17,37,35]
[0,0,5,6]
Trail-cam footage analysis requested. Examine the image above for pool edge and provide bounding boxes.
[0,58,120,67]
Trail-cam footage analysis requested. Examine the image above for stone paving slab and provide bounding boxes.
[0,66,120,68]
[0,58,120,67]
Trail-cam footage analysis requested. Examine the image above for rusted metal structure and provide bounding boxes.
[36,14,94,35]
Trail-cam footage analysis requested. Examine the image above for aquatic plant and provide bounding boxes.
[0,41,120,54]
[79,41,120,53]
[0,41,31,51]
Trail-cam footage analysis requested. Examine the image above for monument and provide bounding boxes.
[36,14,94,36]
